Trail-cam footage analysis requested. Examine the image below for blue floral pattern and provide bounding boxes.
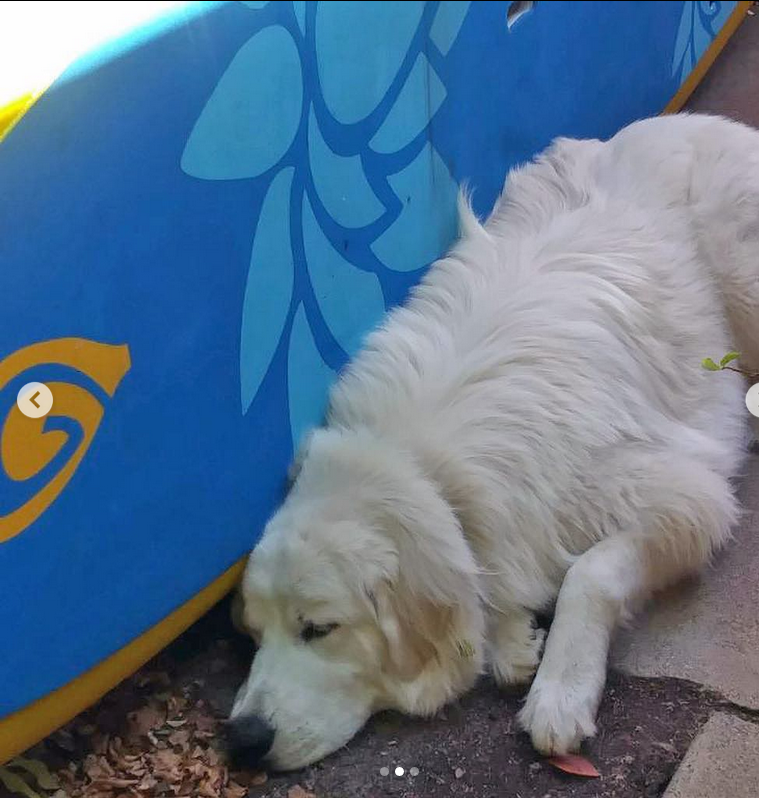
[180,0,736,452]
[671,1,734,85]
[181,1,471,449]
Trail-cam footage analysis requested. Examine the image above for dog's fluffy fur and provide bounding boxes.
[232,114,759,770]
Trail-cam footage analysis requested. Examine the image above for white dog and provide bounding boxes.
[228,114,759,771]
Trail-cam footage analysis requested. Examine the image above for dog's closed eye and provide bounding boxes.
[300,622,339,642]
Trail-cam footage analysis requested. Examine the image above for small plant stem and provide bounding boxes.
[722,365,759,382]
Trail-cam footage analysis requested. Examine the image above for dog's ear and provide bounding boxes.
[367,475,486,710]
[370,582,459,682]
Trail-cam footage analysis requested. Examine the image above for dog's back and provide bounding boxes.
[602,114,759,369]
[332,113,759,456]
[328,113,753,606]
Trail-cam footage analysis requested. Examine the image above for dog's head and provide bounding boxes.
[228,429,484,770]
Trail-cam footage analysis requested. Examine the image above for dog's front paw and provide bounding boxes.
[518,677,598,755]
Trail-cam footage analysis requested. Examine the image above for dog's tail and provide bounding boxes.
[456,184,488,241]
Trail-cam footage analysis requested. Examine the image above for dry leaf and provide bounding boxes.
[153,749,183,770]
[546,753,601,778]
[128,706,166,736]
[136,773,158,791]
[229,770,267,789]
[83,754,115,781]
[90,777,139,788]
[0,767,45,798]
[168,730,192,748]
[185,761,207,780]
[287,786,316,798]
[8,758,60,790]
[107,736,125,761]
[223,783,247,798]
[167,696,188,714]
[188,712,216,736]
[197,777,219,798]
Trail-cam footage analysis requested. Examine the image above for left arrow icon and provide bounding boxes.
[17,382,54,419]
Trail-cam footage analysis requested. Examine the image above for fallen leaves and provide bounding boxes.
[287,786,317,798]
[128,705,166,737]
[546,753,601,778]
[7,758,60,791]
[52,728,251,798]
[167,728,191,748]
[222,781,247,798]
[40,677,260,798]
[13,634,281,798]
[0,767,44,798]
[0,757,60,798]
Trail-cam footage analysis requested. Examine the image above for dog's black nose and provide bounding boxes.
[225,715,275,769]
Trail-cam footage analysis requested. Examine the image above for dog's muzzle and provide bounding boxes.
[225,714,275,770]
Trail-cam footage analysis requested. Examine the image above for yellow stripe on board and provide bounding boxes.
[664,0,753,114]
[0,91,40,144]
[0,559,245,764]
[0,1,192,144]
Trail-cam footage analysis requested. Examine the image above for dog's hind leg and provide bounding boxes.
[519,454,737,755]
[488,606,545,687]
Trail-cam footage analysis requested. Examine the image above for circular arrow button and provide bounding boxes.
[17,382,54,419]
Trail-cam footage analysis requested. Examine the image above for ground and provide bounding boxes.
[0,599,728,798]
[4,9,759,798]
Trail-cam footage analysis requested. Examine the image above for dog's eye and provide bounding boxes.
[300,622,339,642]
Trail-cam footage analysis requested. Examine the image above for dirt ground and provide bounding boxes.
[4,597,727,798]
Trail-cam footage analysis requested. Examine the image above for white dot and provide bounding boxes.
[747,384,759,418]
[380,767,389,777]
[410,767,419,777]
[394,766,405,777]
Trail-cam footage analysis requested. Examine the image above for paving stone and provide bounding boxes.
[663,713,759,798]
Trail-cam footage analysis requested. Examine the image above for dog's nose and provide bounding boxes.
[225,715,275,769]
